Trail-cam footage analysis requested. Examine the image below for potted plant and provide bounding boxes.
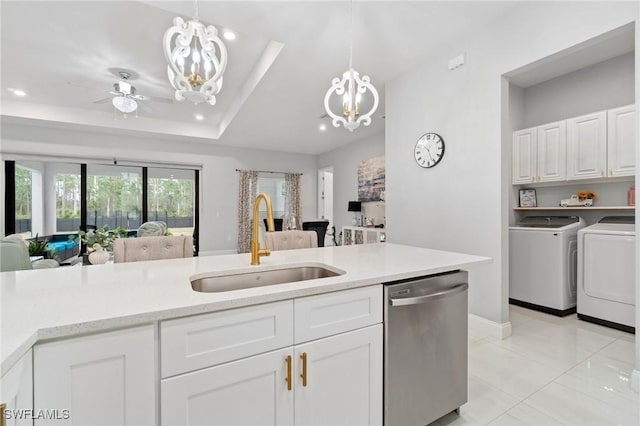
[78,226,116,264]
[28,234,55,259]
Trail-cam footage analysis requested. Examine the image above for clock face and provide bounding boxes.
[414,133,445,168]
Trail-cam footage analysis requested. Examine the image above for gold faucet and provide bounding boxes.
[251,193,275,265]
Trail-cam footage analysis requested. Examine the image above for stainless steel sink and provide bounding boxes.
[191,265,344,293]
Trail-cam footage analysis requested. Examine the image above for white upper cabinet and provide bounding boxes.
[512,122,566,184]
[512,127,537,184]
[607,104,636,177]
[566,111,607,180]
[536,121,566,182]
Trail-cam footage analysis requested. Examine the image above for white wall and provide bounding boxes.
[0,121,318,254]
[386,2,638,327]
[317,132,385,239]
[522,52,635,128]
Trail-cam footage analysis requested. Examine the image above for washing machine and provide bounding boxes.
[577,216,636,333]
[509,216,585,315]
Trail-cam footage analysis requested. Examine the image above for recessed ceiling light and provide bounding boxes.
[8,88,26,97]
[319,124,327,132]
[195,114,204,121]
[223,31,236,41]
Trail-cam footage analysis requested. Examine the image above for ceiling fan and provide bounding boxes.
[93,71,172,114]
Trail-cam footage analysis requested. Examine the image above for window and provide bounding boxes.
[54,163,81,232]
[86,165,143,230]
[256,174,286,218]
[147,168,196,236]
[4,159,199,252]
[14,164,34,237]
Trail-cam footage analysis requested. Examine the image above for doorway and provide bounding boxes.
[318,166,334,225]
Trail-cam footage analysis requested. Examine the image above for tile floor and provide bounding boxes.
[433,305,639,426]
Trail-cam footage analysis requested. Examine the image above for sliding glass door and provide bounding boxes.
[147,168,196,236]
[86,165,143,230]
[6,160,199,253]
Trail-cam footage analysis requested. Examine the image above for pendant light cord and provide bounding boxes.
[348,0,353,70]
[193,0,199,20]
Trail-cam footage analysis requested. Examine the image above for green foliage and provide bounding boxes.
[28,234,49,256]
[78,226,130,252]
[79,227,116,252]
[15,166,32,218]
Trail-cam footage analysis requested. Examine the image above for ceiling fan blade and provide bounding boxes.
[93,97,113,104]
[137,101,153,114]
[134,94,173,104]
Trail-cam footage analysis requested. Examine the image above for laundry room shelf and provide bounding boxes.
[514,206,635,211]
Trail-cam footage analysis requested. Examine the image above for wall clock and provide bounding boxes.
[414,132,445,168]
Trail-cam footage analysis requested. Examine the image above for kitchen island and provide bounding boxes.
[1,243,490,425]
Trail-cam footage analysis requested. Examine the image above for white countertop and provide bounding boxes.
[0,243,490,374]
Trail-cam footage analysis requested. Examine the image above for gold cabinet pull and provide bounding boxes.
[285,355,292,391]
[300,352,308,387]
[1,402,6,426]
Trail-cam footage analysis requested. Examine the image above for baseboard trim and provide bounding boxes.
[631,369,640,393]
[198,249,238,256]
[469,314,512,340]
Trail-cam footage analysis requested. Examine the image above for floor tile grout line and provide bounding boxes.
[548,377,640,419]
[481,335,583,376]
[466,373,523,425]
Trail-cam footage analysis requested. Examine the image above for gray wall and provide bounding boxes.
[317,132,385,238]
[522,52,635,128]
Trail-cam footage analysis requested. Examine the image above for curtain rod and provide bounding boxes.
[235,169,303,176]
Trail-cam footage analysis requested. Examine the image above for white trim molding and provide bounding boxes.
[469,314,512,340]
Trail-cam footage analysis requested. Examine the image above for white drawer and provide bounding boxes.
[161,300,293,378]
[294,285,382,344]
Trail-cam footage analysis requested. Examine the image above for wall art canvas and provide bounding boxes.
[358,155,385,202]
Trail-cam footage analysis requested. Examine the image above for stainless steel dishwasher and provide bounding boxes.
[384,270,468,426]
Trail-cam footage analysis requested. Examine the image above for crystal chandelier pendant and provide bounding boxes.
[163,9,228,106]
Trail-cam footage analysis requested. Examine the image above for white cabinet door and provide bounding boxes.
[512,127,537,184]
[34,325,156,426]
[567,111,607,180]
[161,300,293,378]
[161,348,294,426]
[1,349,33,426]
[537,121,566,182]
[294,325,383,426]
[607,104,636,177]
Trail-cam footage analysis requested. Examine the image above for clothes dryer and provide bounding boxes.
[509,216,585,315]
[577,216,635,333]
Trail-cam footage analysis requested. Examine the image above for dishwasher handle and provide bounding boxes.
[389,282,468,306]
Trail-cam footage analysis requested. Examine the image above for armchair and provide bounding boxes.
[112,235,193,263]
[263,230,318,251]
[1,238,60,272]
